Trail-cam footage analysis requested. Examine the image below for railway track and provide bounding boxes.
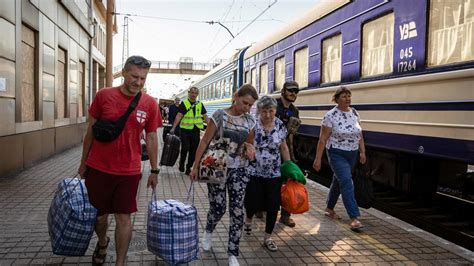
[306,171,474,251]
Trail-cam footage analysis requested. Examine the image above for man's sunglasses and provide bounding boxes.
[286,88,299,94]
[128,57,151,68]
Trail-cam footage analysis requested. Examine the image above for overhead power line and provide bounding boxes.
[207,0,278,63]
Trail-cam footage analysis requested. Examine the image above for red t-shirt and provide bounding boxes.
[86,87,162,175]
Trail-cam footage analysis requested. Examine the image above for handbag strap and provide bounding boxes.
[116,92,142,126]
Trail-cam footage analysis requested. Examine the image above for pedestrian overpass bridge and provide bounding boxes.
[113,60,218,79]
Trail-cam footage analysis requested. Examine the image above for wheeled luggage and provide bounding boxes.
[47,177,97,256]
[147,186,199,265]
[160,133,180,166]
[162,124,172,141]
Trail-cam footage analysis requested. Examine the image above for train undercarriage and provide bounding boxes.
[294,134,474,250]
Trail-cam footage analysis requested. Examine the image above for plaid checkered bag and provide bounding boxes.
[47,177,97,256]
[147,184,199,265]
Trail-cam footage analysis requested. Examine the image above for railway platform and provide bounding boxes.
[0,131,472,265]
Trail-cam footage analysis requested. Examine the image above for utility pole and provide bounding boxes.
[105,0,114,87]
[122,16,129,66]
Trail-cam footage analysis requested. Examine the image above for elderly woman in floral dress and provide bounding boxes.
[243,96,290,252]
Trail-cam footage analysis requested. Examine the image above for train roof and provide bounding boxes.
[244,0,350,59]
[193,48,245,86]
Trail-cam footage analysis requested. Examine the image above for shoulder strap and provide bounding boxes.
[117,92,142,124]
[351,107,359,117]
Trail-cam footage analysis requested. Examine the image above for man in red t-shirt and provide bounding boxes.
[78,55,162,265]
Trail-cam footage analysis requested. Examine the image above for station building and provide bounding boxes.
[0,0,116,176]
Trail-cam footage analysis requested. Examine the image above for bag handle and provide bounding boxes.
[186,182,195,206]
[63,174,88,220]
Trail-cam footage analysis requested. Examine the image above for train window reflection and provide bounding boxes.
[251,68,256,88]
[322,34,342,83]
[274,57,285,91]
[295,47,309,88]
[428,0,474,66]
[259,64,268,95]
[361,13,394,77]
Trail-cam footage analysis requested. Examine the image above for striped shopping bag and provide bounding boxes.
[147,183,199,265]
[47,177,97,256]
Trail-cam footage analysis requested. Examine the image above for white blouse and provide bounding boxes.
[322,107,362,151]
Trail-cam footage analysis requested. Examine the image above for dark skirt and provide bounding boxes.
[244,176,282,213]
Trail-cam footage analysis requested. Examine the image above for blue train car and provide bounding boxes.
[189,47,248,117]
[242,0,473,201]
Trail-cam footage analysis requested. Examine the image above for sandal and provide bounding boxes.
[263,238,278,252]
[92,236,110,265]
[350,220,364,231]
[324,211,341,220]
[244,223,252,235]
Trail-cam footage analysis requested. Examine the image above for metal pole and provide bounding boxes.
[105,0,114,86]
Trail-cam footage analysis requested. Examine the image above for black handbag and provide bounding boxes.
[92,92,142,142]
[353,162,375,209]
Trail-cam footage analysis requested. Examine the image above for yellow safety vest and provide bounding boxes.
[180,100,204,130]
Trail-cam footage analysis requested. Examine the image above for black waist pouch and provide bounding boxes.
[92,92,142,143]
[92,120,122,142]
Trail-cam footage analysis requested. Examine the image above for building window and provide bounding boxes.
[428,0,474,66]
[259,64,268,95]
[294,47,309,88]
[322,34,342,83]
[57,47,68,119]
[21,25,37,122]
[361,13,394,77]
[274,57,285,91]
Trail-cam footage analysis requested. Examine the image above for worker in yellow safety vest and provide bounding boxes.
[170,86,209,174]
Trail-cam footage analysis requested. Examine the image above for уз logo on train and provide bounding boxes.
[399,21,418,40]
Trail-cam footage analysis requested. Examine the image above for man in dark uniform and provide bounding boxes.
[276,80,300,227]
[170,87,209,175]
[163,97,180,140]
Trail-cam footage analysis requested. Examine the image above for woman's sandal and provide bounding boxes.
[263,238,278,252]
[350,220,364,231]
[244,223,252,235]
[324,211,341,220]
[92,236,110,265]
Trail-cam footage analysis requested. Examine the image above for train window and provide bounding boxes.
[322,34,342,83]
[274,57,285,91]
[294,47,309,88]
[245,71,250,84]
[361,13,394,77]
[222,79,227,97]
[428,0,474,66]
[260,64,268,95]
[251,68,257,88]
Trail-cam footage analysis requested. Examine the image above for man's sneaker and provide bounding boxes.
[279,216,296,227]
[201,231,212,251]
[179,164,185,173]
[185,168,191,175]
[228,255,239,266]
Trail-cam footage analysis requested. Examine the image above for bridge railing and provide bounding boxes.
[113,60,222,75]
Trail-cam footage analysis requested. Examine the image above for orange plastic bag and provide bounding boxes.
[281,180,309,214]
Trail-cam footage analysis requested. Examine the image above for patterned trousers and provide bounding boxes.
[205,168,249,256]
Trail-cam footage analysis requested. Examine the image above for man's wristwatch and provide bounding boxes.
[151,169,160,174]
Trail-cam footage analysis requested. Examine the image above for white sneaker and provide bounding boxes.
[201,231,212,251]
[228,255,239,266]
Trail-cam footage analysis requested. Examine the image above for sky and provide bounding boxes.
[112,0,319,99]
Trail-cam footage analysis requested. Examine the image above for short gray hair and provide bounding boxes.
[257,96,277,110]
